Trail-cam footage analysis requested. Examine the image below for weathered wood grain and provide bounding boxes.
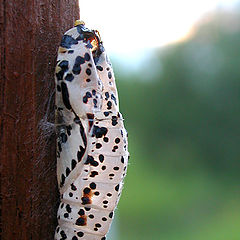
[0,1,79,239]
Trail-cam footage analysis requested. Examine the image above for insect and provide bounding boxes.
[54,20,129,240]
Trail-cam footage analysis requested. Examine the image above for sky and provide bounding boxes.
[79,0,239,65]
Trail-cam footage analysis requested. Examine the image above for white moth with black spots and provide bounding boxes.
[54,21,129,240]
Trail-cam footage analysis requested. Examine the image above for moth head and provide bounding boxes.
[74,20,104,62]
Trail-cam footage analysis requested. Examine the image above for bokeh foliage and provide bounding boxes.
[113,9,240,240]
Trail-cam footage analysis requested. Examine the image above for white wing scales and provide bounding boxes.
[55,23,129,240]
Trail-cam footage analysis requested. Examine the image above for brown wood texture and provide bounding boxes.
[0,1,79,239]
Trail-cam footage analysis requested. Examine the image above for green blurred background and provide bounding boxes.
[108,7,240,240]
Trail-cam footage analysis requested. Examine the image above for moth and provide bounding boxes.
[54,20,129,240]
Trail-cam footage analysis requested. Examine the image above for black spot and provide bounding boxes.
[65,73,74,82]
[76,217,86,226]
[83,187,91,194]
[89,214,94,219]
[103,205,107,208]
[60,132,67,143]
[71,159,77,170]
[60,230,67,239]
[85,155,99,167]
[77,232,84,237]
[115,138,120,144]
[102,166,106,170]
[115,184,119,191]
[83,96,88,103]
[103,137,109,142]
[86,68,91,76]
[90,171,98,177]
[99,154,104,162]
[61,82,72,110]
[94,228,98,231]
[68,50,74,54]
[104,111,110,117]
[112,116,118,126]
[94,126,108,139]
[65,204,71,213]
[75,56,85,65]
[81,197,90,205]
[66,167,70,176]
[84,53,90,61]
[107,101,112,110]
[92,89,96,95]
[72,237,78,240]
[85,155,91,164]
[108,71,112,79]
[95,223,101,228]
[93,99,97,108]
[72,64,81,75]
[86,91,92,98]
[101,237,106,240]
[107,193,112,197]
[78,209,85,216]
[105,92,110,99]
[64,212,69,218]
[85,207,91,211]
[90,182,96,189]
[96,66,103,71]
[109,212,113,218]
[94,191,100,196]
[121,156,124,163]
[96,143,102,149]
[60,35,78,49]
[113,167,119,171]
[72,56,85,75]
[92,126,108,138]
[86,78,91,82]
[69,192,73,197]
[71,183,77,191]
[103,200,108,204]
[102,217,107,221]
[60,174,65,187]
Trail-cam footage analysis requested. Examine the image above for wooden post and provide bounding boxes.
[0,1,79,239]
